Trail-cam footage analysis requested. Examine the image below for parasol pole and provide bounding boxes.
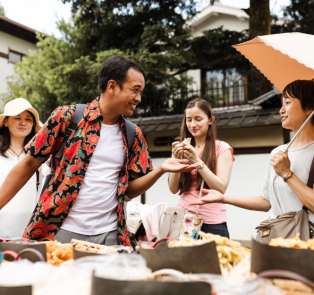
[284,110,314,152]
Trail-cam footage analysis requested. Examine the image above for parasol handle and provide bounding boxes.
[284,110,314,152]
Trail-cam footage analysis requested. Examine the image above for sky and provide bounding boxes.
[1,0,291,38]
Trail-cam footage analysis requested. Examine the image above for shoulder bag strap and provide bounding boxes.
[55,104,86,160]
[306,157,314,188]
[195,179,205,216]
[303,157,314,212]
[123,118,136,157]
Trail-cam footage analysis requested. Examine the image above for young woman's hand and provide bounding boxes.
[189,189,225,205]
[172,141,185,159]
[182,145,201,164]
[270,150,291,178]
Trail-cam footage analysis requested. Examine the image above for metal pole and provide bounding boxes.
[284,110,314,152]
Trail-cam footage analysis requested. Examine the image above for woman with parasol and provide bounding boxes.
[191,79,314,232]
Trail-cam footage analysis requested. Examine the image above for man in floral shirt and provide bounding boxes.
[0,56,198,245]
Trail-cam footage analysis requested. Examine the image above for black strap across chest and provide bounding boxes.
[55,104,135,161]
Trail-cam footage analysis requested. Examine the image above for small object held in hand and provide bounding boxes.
[181,138,191,145]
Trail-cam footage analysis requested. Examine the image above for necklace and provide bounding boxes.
[9,147,25,158]
[196,143,205,148]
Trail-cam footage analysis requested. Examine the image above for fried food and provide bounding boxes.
[71,239,105,253]
[269,233,314,250]
[44,241,73,266]
[168,231,250,276]
[70,239,132,254]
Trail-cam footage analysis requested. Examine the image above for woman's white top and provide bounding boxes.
[262,142,314,226]
[0,152,50,240]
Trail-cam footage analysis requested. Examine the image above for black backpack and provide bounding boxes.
[40,104,135,197]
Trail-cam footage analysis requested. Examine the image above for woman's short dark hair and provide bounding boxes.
[282,79,314,125]
[0,111,36,158]
[98,55,145,93]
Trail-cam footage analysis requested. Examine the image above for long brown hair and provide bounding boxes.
[179,99,217,194]
[0,111,36,158]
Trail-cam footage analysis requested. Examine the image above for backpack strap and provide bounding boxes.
[124,118,136,157]
[55,104,86,160]
[36,170,39,192]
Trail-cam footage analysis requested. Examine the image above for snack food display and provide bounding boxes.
[71,239,133,254]
[168,231,251,276]
[272,279,314,295]
[269,233,314,250]
[45,241,73,266]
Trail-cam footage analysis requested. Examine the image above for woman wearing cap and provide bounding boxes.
[0,98,48,240]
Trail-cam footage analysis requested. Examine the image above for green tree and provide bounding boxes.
[59,0,197,54]
[272,0,314,35]
[3,0,250,117]
[3,16,247,116]
[0,1,6,16]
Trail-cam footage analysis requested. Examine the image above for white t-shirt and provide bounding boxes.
[262,142,314,226]
[61,122,126,235]
[0,152,49,240]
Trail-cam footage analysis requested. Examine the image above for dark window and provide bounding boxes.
[154,136,178,147]
[8,50,23,63]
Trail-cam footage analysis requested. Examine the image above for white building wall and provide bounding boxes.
[0,31,37,111]
[186,69,201,90]
[131,153,269,241]
[185,3,249,90]
[192,14,248,36]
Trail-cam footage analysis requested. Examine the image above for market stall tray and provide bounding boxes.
[91,274,211,295]
[0,242,47,262]
[251,238,314,281]
[73,248,102,259]
[140,241,221,274]
[0,285,32,295]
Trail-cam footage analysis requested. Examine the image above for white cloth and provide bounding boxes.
[140,202,169,242]
[0,152,49,240]
[126,202,144,234]
[262,142,314,226]
[61,122,126,235]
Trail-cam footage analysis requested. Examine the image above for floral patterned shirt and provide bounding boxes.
[23,97,153,245]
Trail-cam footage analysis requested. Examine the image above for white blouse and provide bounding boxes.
[0,152,50,240]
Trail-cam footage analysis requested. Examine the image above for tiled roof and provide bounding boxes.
[0,15,39,43]
[130,108,281,134]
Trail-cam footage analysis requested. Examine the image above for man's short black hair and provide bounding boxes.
[98,55,145,93]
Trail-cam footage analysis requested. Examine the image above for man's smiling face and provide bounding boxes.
[113,68,145,117]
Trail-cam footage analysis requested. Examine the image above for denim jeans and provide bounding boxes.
[201,222,230,238]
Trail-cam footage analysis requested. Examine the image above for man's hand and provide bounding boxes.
[190,189,225,205]
[160,158,199,173]
[270,150,291,178]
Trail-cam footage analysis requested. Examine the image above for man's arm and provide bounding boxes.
[126,158,199,199]
[0,155,42,209]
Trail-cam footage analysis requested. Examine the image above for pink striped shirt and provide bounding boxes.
[177,140,234,224]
